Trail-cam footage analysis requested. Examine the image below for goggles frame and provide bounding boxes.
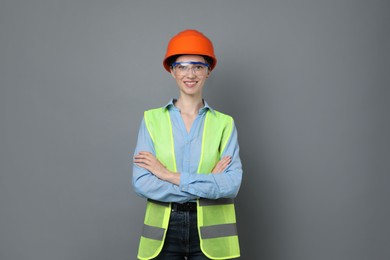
[171,61,210,76]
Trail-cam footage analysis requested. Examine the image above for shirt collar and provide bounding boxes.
[164,99,215,115]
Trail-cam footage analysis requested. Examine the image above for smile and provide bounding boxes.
[184,81,198,87]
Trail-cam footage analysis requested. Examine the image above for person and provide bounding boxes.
[132,29,243,260]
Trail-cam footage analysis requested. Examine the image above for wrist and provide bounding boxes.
[163,169,180,185]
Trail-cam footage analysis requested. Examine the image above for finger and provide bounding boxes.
[223,156,232,164]
[219,156,227,162]
[134,153,150,159]
[138,151,153,156]
[134,160,149,168]
[222,156,232,161]
[220,158,230,165]
[212,165,224,173]
[218,158,230,167]
[134,155,154,165]
[218,158,231,171]
[134,162,148,170]
[224,157,232,165]
[134,154,153,163]
[218,157,230,165]
[134,158,148,162]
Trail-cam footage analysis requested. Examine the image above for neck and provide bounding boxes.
[175,96,204,115]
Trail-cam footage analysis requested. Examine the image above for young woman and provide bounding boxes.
[133,29,243,259]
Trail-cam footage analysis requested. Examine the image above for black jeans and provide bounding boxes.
[154,209,209,260]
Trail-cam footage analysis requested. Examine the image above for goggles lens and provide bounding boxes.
[172,61,210,76]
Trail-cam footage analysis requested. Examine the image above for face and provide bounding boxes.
[170,55,210,98]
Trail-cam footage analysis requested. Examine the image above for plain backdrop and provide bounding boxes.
[1,0,389,259]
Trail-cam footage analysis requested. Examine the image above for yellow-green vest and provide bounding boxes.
[137,107,240,259]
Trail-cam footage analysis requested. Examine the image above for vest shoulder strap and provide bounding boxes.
[144,107,177,172]
[208,110,234,155]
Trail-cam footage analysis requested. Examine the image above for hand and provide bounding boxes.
[134,151,168,179]
[134,151,180,185]
[211,156,231,174]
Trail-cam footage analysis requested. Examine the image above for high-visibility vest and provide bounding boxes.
[137,107,240,260]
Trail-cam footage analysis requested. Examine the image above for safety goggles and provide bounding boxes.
[171,61,210,76]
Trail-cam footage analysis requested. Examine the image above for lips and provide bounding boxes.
[184,81,197,88]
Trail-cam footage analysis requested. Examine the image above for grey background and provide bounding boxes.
[1,0,389,259]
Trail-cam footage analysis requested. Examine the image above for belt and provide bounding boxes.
[171,202,197,212]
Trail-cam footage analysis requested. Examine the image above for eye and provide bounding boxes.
[176,65,188,71]
[194,65,205,71]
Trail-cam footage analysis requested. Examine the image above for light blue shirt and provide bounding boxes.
[132,99,243,203]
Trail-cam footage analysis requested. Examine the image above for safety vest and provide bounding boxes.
[137,107,240,259]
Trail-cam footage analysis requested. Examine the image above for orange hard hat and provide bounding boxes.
[163,29,217,72]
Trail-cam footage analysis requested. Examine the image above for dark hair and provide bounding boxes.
[167,55,214,69]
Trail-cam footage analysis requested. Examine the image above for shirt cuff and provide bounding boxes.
[179,171,191,192]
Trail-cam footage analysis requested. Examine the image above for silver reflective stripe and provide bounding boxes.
[200,223,237,239]
[142,224,165,241]
[198,198,234,206]
[147,199,170,207]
